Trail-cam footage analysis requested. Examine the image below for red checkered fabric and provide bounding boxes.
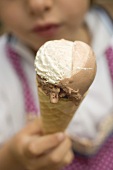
[64,135,113,170]
[105,46,113,83]
[6,45,38,115]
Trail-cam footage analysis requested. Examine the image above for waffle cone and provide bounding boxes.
[38,87,84,134]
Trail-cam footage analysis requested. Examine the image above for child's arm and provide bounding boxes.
[0,118,74,170]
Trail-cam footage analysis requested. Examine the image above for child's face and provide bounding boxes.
[0,0,90,51]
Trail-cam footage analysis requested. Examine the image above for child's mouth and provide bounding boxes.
[32,24,60,37]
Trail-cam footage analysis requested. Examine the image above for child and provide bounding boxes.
[0,0,113,170]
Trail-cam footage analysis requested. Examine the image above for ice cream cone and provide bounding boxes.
[35,39,96,134]
[38,86,86,134]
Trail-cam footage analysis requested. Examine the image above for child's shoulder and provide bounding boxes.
[0,35,13,82]
[86,6,113,35]
[86,6,113,57]
[0,34,8,59]
[0,34,7,48]
[0,34,8,66]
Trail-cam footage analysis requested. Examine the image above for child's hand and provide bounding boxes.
[9,118,74,170]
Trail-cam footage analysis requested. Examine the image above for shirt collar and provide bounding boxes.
[6,34,35,66]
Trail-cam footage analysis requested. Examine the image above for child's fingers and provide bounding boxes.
[25,133,65,157]
[38,138,73,168]
[62,150,74,166]
[48,137,72,162]
[26,142,74,170]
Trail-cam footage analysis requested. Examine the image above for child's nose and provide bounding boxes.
[28,0,53,15]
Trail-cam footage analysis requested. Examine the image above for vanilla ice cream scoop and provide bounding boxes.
[35,39,73,84]
[35,39,96,104]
